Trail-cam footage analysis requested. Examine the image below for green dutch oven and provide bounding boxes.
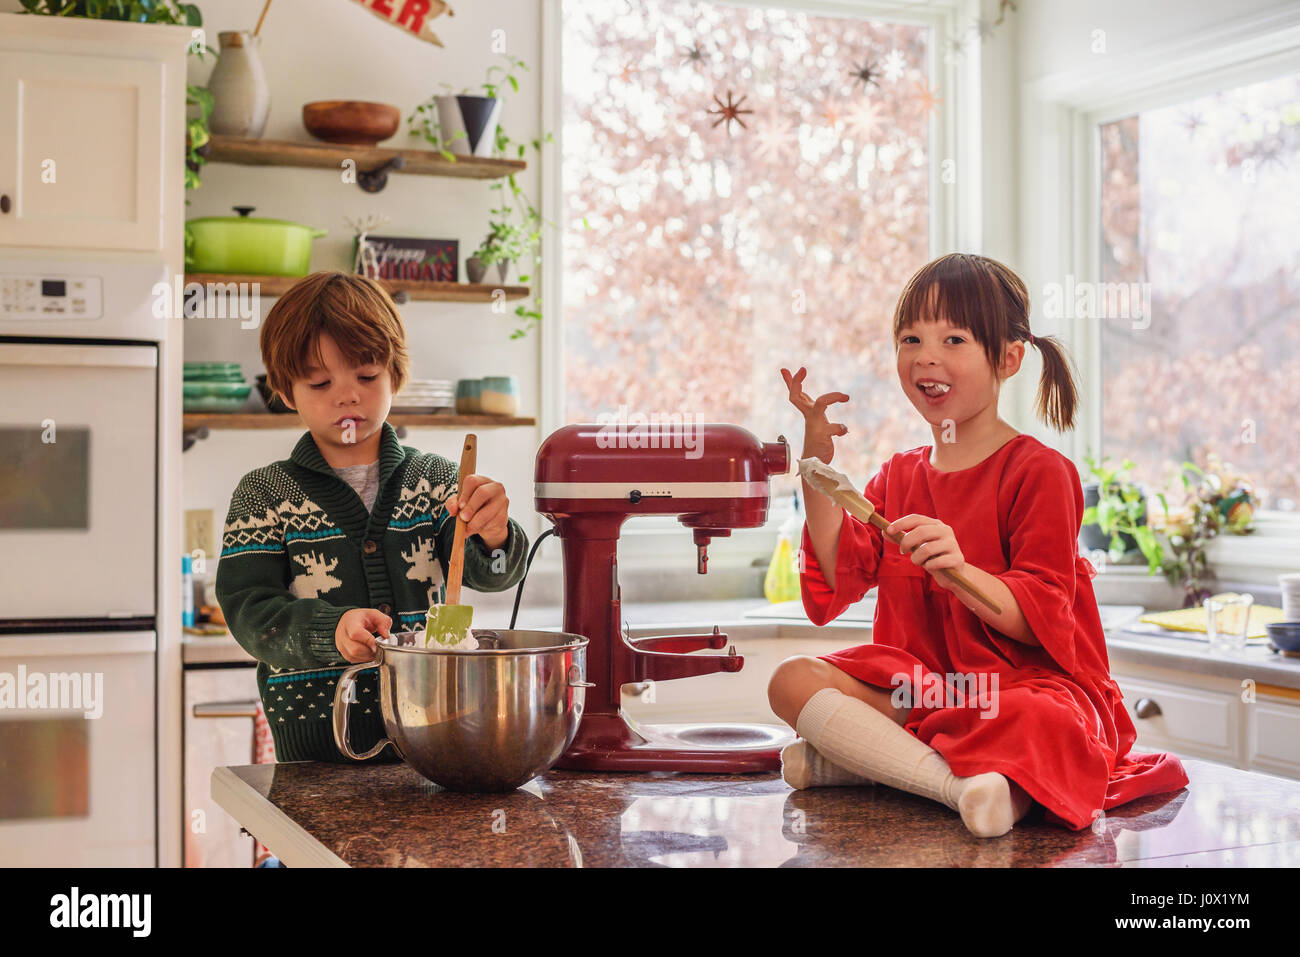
[185,205,327,277]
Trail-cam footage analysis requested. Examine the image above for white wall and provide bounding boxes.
[1018,0,1293,83]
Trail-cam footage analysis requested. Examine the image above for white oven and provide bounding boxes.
[0,631,156,866]
[0,257,165,865]
[0,340,156,619]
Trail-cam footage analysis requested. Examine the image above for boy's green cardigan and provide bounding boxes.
[215,421,528,763]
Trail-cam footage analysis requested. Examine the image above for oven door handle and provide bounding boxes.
[192,700,260,719]
[0,341,156,369]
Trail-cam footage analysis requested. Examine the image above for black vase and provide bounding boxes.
[1081,481,1148,555]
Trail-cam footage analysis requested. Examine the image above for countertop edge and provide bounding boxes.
[210,766,348,868]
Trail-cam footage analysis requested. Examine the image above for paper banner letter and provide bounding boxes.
[349,0,454,48]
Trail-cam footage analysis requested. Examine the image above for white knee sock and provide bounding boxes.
[781,739,877,789]
[795,687,1027,838]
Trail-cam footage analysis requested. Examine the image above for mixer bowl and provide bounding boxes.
[332,629,592,792]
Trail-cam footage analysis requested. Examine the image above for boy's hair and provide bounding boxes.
[259,271,410,404]
[891,252,1079,432]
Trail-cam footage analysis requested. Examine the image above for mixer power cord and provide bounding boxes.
[508,526,557,630]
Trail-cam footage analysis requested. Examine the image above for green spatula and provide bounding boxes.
[426,434,477,648]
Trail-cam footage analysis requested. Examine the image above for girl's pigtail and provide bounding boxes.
[1031,335,1080,433]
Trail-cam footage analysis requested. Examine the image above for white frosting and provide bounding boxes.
[428,631,479,651]
[797,456,857,494]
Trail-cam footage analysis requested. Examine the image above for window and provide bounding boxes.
[1099,71,1300,512]
[561,0,934,498]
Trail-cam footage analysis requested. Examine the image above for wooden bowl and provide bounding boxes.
[302,101,401,146]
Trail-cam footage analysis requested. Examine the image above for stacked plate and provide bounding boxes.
[184,362,251,413]
[391,378,455,414]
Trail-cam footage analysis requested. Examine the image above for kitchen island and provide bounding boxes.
[212,756,1300,867]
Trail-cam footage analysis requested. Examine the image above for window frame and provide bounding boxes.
[1022,4,1300,576]
[540,0,983,565]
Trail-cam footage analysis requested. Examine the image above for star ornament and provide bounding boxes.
[681,43,708,68]
[753,116,799,162]
[846,100,885,142]
[821,97,844,128]
[883,49,906,82]
[849,59,881,91]
[914,80,943,118]
[708,90,754,134]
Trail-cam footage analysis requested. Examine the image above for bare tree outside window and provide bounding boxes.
[1100,72,1300,512]
[562,0,933,497]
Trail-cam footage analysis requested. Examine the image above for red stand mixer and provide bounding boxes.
[535,422,796,772]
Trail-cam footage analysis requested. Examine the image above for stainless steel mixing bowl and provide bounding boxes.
[332,628,592,792]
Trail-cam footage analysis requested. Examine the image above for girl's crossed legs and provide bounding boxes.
[767,655,1034,838]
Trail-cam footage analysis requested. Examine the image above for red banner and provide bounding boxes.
[349,0,453,48]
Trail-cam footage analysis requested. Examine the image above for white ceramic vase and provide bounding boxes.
[207,31,270,138]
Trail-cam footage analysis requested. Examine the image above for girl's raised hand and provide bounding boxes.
[781,366,849,463]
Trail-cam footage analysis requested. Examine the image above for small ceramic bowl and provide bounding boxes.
[479,375,518,416]
[1265,621,1300,653]
[455,378,481,414]
[254,374,293,414]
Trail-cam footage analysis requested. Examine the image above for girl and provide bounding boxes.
[769,253,1189,839]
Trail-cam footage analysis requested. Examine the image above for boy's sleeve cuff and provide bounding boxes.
[308,604,355,664]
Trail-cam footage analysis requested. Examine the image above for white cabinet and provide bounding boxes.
[1246,695,1300,779]
[1112,662,1300,779]
[1113,675,1238,763]
[184,666,262,868]
[0,22,180,252]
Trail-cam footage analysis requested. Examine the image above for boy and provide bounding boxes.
[215,272,528,763]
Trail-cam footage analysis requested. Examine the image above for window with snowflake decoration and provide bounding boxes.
[561,0,935,494]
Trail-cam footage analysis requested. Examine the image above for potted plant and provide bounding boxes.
[1082,452,1258,607]
[1081,455,1157,567]
[1151,455,1256,607]
[407,55,553,338]
[19,0,217,199]
[470,218,534,284]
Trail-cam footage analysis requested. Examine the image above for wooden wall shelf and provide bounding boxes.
[183,273,528,302]
[183,413,535,431]
[206,135,526,180]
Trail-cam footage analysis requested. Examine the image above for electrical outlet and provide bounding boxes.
[185,509,215,559]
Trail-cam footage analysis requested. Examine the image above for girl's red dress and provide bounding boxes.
[800,434,1189,830]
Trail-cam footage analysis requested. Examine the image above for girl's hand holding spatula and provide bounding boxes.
[884,513,967,585]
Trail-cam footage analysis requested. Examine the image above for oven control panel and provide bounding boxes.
[0,274,104,320]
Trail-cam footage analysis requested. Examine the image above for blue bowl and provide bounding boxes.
[1265,621,1300,652]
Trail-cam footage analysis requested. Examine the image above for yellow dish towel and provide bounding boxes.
[1139,599,1285,640]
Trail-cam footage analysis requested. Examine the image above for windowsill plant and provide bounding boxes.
[1083,453,1257,607]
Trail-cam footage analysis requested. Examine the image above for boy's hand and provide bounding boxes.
[445,474,510,550]
[885,514,967,586]
[781,366,849,463]
[335,608,391,663]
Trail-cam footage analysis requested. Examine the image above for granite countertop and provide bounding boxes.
[185,598,1300,690]
[211,757,1300,867]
